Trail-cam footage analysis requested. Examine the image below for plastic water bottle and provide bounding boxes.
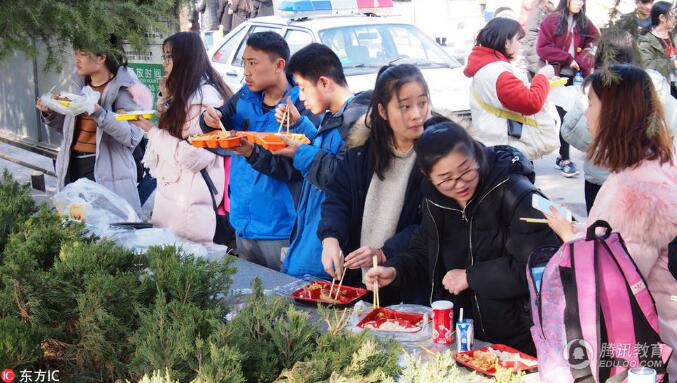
[573,71,584,87]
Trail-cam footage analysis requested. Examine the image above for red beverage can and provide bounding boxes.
[431,300,454,344]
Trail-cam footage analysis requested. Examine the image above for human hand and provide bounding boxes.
[204,105,224,130]
[537,64,556,80]
[364,266,397,290]
[321,238,344,279]
[442,269,469,295]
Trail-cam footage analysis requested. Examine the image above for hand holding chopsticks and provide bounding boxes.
[329,251,345,301]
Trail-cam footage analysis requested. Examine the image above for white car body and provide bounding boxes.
[208,14,471,114]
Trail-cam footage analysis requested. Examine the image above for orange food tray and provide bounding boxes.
[290,280,367,306]
[454,344,538,376]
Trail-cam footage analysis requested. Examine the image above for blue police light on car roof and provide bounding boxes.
[278,0,333,12]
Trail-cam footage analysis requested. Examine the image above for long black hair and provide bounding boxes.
[475,18,525,60]
[159,32,233,139]
[554,0,590,35]
[415,118,487,178]
[640,1,673,35]
[594,30,638,68]
[366,64,429,180]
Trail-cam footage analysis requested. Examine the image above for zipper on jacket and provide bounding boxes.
[467,178,509,340]
[426,200,441,306]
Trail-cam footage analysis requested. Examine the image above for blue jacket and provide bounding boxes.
[199,84,316,240]
[282,92,371,278]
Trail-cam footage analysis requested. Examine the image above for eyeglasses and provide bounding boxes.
[161,54,172,64]
[434,167,480,189]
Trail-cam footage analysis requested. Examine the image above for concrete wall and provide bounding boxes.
[0,44,72,150]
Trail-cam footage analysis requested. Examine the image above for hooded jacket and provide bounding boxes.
[385,146,562,354]
[464,47,560,160]
[42,66,152,214]
[282,91,372,278]
[144,83,225,243]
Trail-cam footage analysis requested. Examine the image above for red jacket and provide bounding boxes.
[536,12,599,76]
[464,46,549,115]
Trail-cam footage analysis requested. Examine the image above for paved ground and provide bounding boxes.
[1,140,589,219]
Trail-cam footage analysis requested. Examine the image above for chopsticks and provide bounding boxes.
[372,255,380,309]
[277,103,291,134]
[520,217,549,224]
[329,251,345,301]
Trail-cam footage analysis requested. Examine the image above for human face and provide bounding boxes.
[505,34,522,59]
[429,150,480,205]
[568,0,584,15]
[660,8,677,29]
[586,87,601,137]
[636,0,653,18]
[294,73,329,115]
[162,43,173,76]
[74,50,105,76]
[242,46,284,92]
[378,81,430,146]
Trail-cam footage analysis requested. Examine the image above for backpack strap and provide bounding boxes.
[472,90,538,127]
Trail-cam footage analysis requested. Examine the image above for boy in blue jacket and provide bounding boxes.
[200,32,315,270]
[271,43,370,278]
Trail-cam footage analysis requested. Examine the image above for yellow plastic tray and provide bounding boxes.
[550,77,568,87]
[114,110,156,120]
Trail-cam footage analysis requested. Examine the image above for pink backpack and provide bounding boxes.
[527,220,673,382]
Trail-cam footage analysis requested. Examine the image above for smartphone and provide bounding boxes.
[532,194,573,222]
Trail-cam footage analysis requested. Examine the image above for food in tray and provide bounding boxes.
[189,130,310,150]
[357,308,425,333]
[454,345,538,376]
[114,110,157,121]
[290,280,367,305]
[51,94,73,106]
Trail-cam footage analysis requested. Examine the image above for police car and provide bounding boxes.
[208,0,471,115]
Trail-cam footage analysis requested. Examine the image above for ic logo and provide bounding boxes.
[1,369,15,383]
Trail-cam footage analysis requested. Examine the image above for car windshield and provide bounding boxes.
[318,23,461,73]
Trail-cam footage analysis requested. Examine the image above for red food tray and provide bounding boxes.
[454,344,538,376]
[290,280,367,306]
[356,307,425,333]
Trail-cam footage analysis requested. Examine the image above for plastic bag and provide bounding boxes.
[40,86,100,116]
[108,227,229,260]
[53,178,140,237]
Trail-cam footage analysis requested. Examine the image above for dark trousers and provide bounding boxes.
[66,153,96,185]
[556,106,570,160]
[137,172,157,206]
[584,180,602,214]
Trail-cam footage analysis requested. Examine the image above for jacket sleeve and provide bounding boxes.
[576,24,600,75]
[638,37,664,74]
[90,88,144,148]
[537,17,574,66]
[384,216,431,289]
[496,73,549,115]
[560,101,592,152]
[41,111,66,134]
[147,126,218,174]
[318,151,355,246]
[382,224,419,259]
[467,186,561,300]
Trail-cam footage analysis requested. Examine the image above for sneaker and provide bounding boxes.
[559,159,579,178]
[555,156,564,170]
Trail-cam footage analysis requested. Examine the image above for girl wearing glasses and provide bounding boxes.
[365,119,561,354]
[132,32,233,243]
